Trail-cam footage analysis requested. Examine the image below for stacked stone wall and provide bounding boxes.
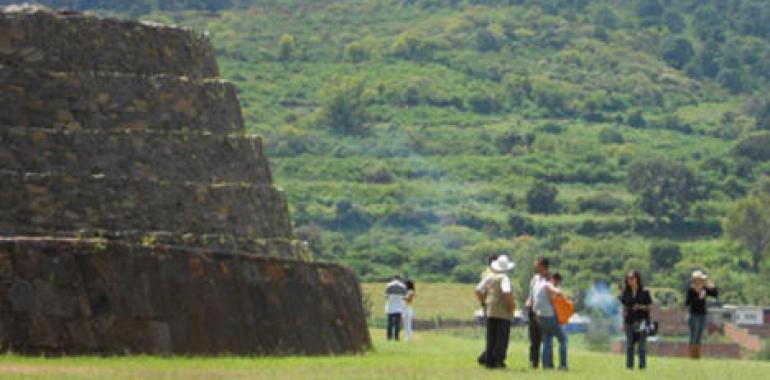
[0,5,371,355]
[0,7,218,77]
[0,127,271,183]
[0,67,243,134]
[0,238,369,355]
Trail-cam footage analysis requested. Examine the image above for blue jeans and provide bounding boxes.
[625,325,647,369]
[688,314,706,345]
[537,316,567,369]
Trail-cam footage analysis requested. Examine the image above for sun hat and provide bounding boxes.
[692,270,708,280]
[490,255,515,273]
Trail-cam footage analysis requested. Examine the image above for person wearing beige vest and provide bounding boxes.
[475,255,516,369]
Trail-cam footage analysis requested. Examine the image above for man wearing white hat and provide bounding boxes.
[685,270,718,359]
[475,255,516,369]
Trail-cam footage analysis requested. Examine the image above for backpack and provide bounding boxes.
[552,294,574,325]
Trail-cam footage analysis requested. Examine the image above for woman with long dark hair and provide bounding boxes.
[618,270,652,370]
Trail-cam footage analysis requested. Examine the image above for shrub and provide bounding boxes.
[495,130,528,154]
[317,76,368,135]
[467,89,502,114]
[627,109,646,128]
[526,181,559,214]
[344,41,368,63]
[391,32,435,61]
[661,36,694,69]
[536,122,565,134]
[508,213,535,236]
[359,162,394,183]
[577,193,627,213]
[598,127,624,144]
[649,241,682,272]
[278,33,296,61]
[732,132,770,161]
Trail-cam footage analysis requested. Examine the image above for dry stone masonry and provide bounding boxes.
[0,4,370,355]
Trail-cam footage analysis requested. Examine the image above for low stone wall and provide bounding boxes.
[0,172,293,239]
[0,127,271,183]
[652,307,689,336]
[0,237,370,355]
[610,340,741,359]
[0,4,218,78]
[724,323,762,352]
[0,66,242,134]
[745,325,770,338]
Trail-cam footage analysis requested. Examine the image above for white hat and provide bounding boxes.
[491,255,515,273]
[692,270,708,280]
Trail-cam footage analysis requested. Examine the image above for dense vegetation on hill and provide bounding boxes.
[14,0,770,304]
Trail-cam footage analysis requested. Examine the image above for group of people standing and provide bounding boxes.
[476,255,569,370]
[384,276,416,342]
[475,254,720,371]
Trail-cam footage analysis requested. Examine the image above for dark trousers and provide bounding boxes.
[688,314,706,345]
[386,313,402,340]
[479,317,511,368]
[625,326,647,369]
[528,308,542,368]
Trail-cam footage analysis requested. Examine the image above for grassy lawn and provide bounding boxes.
[0,329,767,379]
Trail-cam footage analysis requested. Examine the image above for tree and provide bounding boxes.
[696,41,721,78]
[649,241,682,272]
[627,109,647,128]
[627,158,699,229]
[344,41,368,63]
[278,33,296,61]
[661,36,694,70]
[526,181,559,214]
[731,132,770,161]
[724,194,770,272]
[476,24,504,52]
[594,7,618,29]
[717,68,746,94]
[755,101,770,130]
[635,0,664,25]
[663,11,686,33]
[598,127,624,144]
[391,32,435,61]
[317,77,368,135]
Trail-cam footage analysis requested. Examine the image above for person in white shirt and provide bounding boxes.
[403,280,416,342]
[525,257,549,368]
[384,275,407,341]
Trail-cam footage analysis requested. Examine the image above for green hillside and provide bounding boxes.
[18,0,770,302]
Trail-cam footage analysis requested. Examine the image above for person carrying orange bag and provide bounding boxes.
[550,273,574,325]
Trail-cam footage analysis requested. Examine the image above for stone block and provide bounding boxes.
[0,127,271,183]
[0,66,243,134]
[0,238,371,355]
[0,172,293,239]
[0,4,218,78]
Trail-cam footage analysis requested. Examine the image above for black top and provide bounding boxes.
[685,286,718,316]
[619,289,652,324]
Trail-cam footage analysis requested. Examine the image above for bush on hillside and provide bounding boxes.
[649,241,682,272]
[526,181,559,214]
[732,133,770,161]
[598,127,624,144]
[577,193,627,213]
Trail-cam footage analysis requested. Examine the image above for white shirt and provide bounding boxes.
[528,274,545,301]
[476,273,512,294]
[384,280,407,314]
[533,280,556,317]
